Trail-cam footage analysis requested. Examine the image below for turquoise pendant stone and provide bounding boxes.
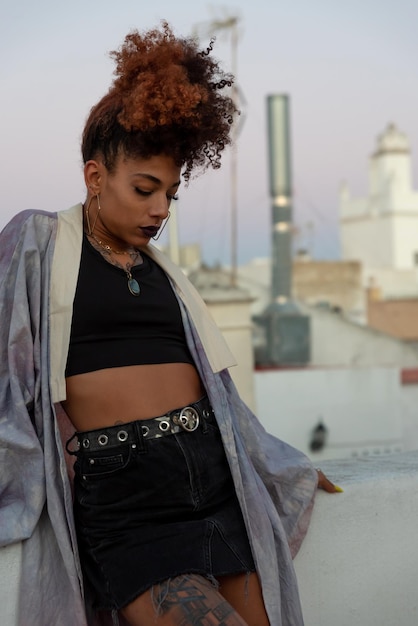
[128,277,140,296]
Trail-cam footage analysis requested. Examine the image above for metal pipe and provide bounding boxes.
[267,94,293,302]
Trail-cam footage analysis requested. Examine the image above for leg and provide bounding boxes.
[217,572,270,626]
[120,573,249,626]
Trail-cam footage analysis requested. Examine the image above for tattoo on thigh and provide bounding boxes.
[151,574,245,625]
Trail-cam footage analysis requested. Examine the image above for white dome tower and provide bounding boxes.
[369,123,412,202]
[340,123,418,271]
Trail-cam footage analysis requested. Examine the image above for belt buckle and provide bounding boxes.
[177,406,200,432]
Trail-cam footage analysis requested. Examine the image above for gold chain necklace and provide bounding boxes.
[89,233,135,256]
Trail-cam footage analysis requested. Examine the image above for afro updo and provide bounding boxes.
[81,22,238,181]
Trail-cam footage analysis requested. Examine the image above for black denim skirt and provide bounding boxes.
[72,398,255,610]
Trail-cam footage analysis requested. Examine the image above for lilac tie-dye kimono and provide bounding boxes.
[0,205,317,626]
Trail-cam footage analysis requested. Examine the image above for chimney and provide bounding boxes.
[257,95,310,366]
[267,94,293,303]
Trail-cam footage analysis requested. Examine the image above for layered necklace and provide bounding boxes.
[88,233,141,296]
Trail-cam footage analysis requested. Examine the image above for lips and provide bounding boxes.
[140,226,160,238]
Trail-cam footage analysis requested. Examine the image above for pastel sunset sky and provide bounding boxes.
[1,0,417,264]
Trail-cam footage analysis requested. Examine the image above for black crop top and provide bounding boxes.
[65,235,194,377]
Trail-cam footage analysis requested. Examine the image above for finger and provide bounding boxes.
[316,469,344,493]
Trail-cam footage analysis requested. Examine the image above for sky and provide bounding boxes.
[1,0,418,266]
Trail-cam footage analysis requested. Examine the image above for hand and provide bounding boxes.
[316,468,343,493]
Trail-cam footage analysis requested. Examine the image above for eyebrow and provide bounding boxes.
[131,173,181,188]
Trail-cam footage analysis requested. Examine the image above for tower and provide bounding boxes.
[340,123,418,270]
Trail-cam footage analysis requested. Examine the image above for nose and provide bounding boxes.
[150,192,170,221]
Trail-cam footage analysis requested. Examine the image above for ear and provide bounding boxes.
[84,160,102,194]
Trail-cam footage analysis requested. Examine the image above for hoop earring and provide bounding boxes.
[85,193,101,235]
[152,210,171,241]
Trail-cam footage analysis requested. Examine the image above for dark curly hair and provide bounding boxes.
[81,22,238,181]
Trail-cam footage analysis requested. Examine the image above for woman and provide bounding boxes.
[0,22,338,626]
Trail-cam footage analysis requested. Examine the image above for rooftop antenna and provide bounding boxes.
[193,10,245,286]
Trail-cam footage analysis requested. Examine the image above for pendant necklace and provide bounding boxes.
[125,266,141,296]
[89,233,141,296]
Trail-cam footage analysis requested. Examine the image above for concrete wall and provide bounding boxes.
[237,258,366,319]
[341,212,418,273]
[292,260,363,313]
[362,267,418,299]
[203,290,256,411]
[294,451,418,626]
[340,215,396,269]
[301,304,418,368]
[400,377,418,451]
[2,453,418,625]
[254,366,408,462]
[393,214,418,269]
[188,268,257,411]
[0,543,21,624]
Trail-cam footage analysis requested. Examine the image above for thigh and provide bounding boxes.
[217,572,270,626]
[120,573,248,626]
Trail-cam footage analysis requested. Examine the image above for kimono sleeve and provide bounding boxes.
[219,368,318,557]
[0,211,56,546]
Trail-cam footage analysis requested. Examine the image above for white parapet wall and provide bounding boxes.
[254,366,417,461]
[1,451,418,625]
[0,541,21,624]
[294,451,418,626]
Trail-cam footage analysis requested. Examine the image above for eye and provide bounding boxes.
[134,188,152,197]
[168,193,179,202]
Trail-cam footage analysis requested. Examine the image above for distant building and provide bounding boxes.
[161,125,418,460]
[237,256,365,323]
[188,265,257,411]
[340,122,418,279]
[340,123,418,334]
[367,285,418,345]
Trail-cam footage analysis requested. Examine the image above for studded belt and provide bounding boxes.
[67,396,215,454]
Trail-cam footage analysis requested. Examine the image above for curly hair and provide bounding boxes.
[81,22,238,181]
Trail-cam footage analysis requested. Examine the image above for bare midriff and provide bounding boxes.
[63,363,205,432]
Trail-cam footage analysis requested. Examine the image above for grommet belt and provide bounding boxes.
[71,396,214,454]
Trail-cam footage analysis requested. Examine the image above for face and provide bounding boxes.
[84,153,181,248]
